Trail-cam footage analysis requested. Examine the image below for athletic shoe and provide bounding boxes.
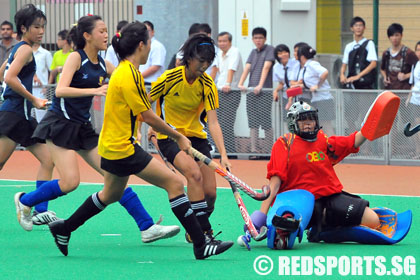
[14,192,33,231]
[32,210,60,225]
[193,233,234,260]
[141,215,181,243]
[49,220,71,256]
[373,207,397,238]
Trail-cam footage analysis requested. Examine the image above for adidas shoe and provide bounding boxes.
[194,233,233,260]
[373,207,397,238]
[32,210,60,225]
[49,220,71,256]
[14,192,33,231]
[141,215,181,243]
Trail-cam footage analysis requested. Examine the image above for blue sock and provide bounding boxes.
[34,180,49,213]
[20,179,65,207]
[119,187,154,231]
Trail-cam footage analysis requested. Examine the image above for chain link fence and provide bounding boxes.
[1,85,419,165]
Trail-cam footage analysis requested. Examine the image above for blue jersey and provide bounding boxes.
[0,41,36,120]
[50,49,107,123]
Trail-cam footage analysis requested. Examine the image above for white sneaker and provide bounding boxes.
[14,192,33,231]
[141,215,181,243]
[32,210,60,225]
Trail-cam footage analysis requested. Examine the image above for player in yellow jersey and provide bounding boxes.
[149,33,231,242]
[48,22,233,259]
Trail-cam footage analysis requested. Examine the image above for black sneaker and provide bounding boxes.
[194,232,233,260]
[49,220,71,256]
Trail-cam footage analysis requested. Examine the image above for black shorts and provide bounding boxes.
[308,191,369,228]
[101,144,153,177]
[158,137,211,164]
[33,111,98,151]
[0,111,40,147]
[246,91,272,130]
[312,99,336,121]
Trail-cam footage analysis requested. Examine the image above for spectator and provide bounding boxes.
[295,45,334,136]
[380,23,417,90]
[32,42,52,121]
[290,42,311,103]
[0,21,19,65]
[407,41,420,157]
[105,20,128,67]
[214,31,243,154]
[340,17,377,134]
[139,21,166,86]
[340,16,377,89]
[238,27,275,157]
[272,44,300,112]
[49,29,72,84]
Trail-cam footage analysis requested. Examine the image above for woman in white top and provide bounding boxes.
[295,45,335,135]
[407,41,420,155]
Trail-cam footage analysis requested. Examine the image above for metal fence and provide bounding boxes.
[1,85,419,166]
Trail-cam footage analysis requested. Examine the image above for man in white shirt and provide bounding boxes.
[139,21,166,86]
[214,32,243,154]
[340,16,378,134]
[33,43,52,121]
[340,16,378,90]
[105,20,128,67]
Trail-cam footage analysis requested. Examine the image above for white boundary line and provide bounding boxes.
[1,179,419,197]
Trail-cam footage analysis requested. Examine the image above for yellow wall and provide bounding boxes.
[316,0,341,54]
[354,0,420,55]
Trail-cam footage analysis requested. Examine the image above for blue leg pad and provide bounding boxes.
[267,190,315,249]
[316,210,412,245]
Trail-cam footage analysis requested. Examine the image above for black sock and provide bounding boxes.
[170,194,205,247]
[65,193,106,232]
[191,199,212,232]
[205,196,216,217]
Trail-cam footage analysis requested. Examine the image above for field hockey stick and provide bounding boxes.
[150,135,176,173]
[226,167,267,242]
[404,122,420,137]
[189,147,271,201]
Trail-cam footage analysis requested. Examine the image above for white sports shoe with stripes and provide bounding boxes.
[49,220,71,256]
[194,235,233,260]
[14,192,33,231]
[32,210,60,225]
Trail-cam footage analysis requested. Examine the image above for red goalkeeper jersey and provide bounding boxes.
[267,130,359,199]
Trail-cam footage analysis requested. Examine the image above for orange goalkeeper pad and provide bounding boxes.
[361,91,400,141]
[286,87,302,97]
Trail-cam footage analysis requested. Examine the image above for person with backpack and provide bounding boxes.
[340,17,378,135]
[380,23,417,90]
[340,16,377,90]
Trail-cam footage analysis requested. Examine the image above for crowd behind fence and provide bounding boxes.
[2,85,419,166]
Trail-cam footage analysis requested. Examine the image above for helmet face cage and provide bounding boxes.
[287,101,320,140]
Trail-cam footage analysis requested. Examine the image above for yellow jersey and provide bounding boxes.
[149,66,219,139]
[98,60,151,160]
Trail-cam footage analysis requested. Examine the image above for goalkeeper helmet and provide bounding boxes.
[287,101,320,141]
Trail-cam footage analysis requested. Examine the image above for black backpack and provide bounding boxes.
[347,40,377,89]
